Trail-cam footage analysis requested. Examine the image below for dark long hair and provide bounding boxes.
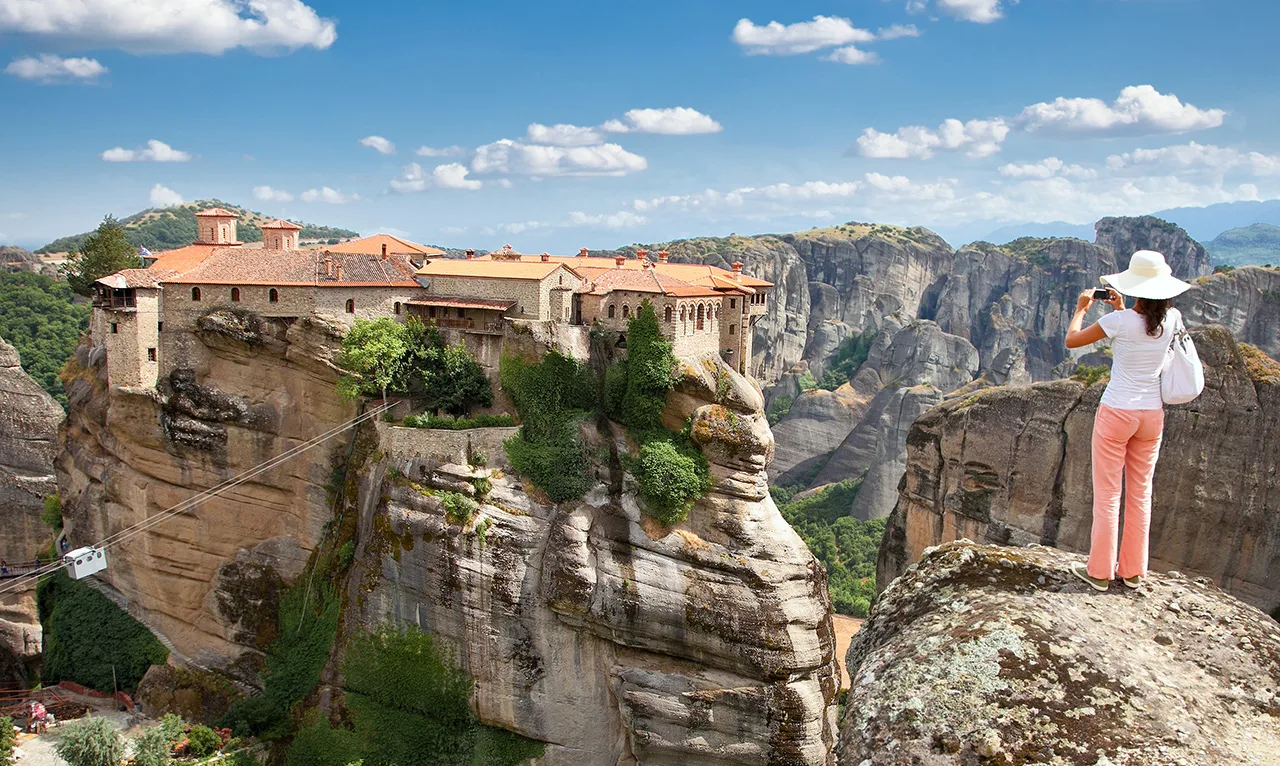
[1134,297,1170,337]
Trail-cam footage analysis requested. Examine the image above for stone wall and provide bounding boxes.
[427,269,582,322]
[97,288,162,389]
[375,423,518,469]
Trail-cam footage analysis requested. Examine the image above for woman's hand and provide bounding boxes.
[1075,289,1095,312]
[1103,288,1124,311]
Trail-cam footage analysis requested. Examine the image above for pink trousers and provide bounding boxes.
[1088,404,1165,580]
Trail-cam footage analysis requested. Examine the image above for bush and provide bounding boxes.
[1072,364,1110,386]
[631,440,711,525]
[37,571,169,692]
[818,329,876,391]
[0,716,14,766]
[336,540,356,571]
[500,351,596,502]
[766,395,793,426]
[159,713,186,743]
[441,492,478,525]
[130,726,171,766]
[796,370,818,392]
[420,343,493,416]
[284,718,360,766]
[41,494,63,531]
[55,717,125,766]
[616,301,676,433]
[186,724,221,757]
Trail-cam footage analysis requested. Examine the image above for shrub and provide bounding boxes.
[159,713,186,743]
[500,351,596,502]
[420,343,493,416]
[186,724,221,757]
[796,370,818,392]
[766,396,793,426]
[0,716,13,766]
[41,495,63,531]
[818,329,876,391]
[441,492,478,525]
[336,540,356,571]
[55,716,125,766]
[130,726,171,766]
[37,571,169,692]
[617,301,677,433]
[469,450,488,467]
[1072,364,1110,386]
[284,718,360,766]
[631,440,711,525]
[470,476,492,498]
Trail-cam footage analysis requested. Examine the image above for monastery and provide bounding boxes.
[92,208,772,390]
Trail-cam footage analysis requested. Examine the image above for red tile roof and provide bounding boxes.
[163,248,420,287]
[476,252,772,289]
[147,243,225,273]
[96,269,179,289]
[261,219,303,230]
[195,208,237,217]
[416,259,570,281]
[577,268,724,298]
[325,234,444,256]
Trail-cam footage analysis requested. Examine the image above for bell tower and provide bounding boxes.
[194,208,239,245]
[261,219,302,250]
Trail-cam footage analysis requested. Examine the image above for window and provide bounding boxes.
[231,287,241,302]
[729,324,736,336]
[696,304,705,331]
[730,298,736,309]
[345,298,355,314]
[269,288,279,303]
[428,306,437,319]
[559,275,564,286]
[157,322,163,332]
[622,305,630,319]
[394,302,401,315]
[110,323,118,334]
[664,306,673,322]
[607,305,615,319]
[147,348,157,362]
[456,307,465,319]
[191,287,201,301]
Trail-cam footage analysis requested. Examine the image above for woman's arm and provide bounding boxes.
[1065,288,1122,349]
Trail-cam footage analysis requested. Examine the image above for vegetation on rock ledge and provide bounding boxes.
[500,349,596,502]
[775,479,883,617]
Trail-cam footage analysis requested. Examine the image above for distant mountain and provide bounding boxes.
[1205,223,1280,267]
[1148,200,1280,242]
[36,199,360,254]
[977,221,1096,244]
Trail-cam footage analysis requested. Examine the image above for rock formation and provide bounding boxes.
[0,338,64,682]
[1095,215,1213,278]
[838,540,1280,766]
[1180,265,1280,360]
[878,326,1280,615]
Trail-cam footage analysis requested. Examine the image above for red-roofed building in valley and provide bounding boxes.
[91,231,772,389]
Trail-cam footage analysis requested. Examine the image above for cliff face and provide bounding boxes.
[59,314,839,763]
[1095,215,1214,278]
[839,541,1280,766]
[878,326,1280,615]
[1180,265,1280,360]
[0,338,63,682]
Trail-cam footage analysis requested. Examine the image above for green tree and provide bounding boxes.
[61,216,142,296]
[500,351,597,502]
[617,300,676,433]
[131,726,172,766]
[631,440,710,524]
[55,717,126,766]
[0,270,91,405]
[337,318,414,407]
[420,343,493,415]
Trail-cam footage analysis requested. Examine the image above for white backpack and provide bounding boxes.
[1161,315,1204,405]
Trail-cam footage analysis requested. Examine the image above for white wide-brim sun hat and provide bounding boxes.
[1101,250,1192,300]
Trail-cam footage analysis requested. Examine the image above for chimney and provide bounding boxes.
[731,261,743,281]
[465,249,476,260]
[636,249,648,260]
[578,247,589,258]
[335,263,343,280]
[657,250,669,263]
[641,259,652,270]
[614,255,626,267]
[381,243,388,258]
[323,255,333,276]
[540,252,550,262]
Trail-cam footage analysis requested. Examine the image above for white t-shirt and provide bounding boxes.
[1097,307,1181,410]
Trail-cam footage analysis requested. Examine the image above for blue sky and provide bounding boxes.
[2,0,1278,250]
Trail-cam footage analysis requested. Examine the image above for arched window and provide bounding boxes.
[696,304,705,331]
[269,288,279,303]
[345,298,355,314]
[231,287,241,302]
[191,287,201,302]
[664,305,673,323]
[622,305,630,319]
[394,302,401,315]
[607,305,615,319]
[730,324,736,336]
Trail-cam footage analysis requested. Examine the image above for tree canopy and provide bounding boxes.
[337,317,492,414]
[0,271,89,405]
[60,216,142,296]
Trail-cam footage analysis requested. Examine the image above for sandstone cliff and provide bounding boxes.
[838,540,1280,766]
[0,338,63,682]
[1095,215,1213,278]
[1180,265,1280,359]
[878,326,1280,615]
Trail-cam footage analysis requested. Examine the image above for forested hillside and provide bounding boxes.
[0,272,88,405]
[36,199,359,254]
[1206,223,1280,267]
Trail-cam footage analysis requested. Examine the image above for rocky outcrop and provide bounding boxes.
[0,338,63,682]
[1180,265,1280,360]
[0,245,45,274]
[838,540,1280,766]
[878,326,1280,615]
[1095,215,1213,278]
[350,357,839,765]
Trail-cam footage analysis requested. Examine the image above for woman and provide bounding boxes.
[1063,250,1191,592]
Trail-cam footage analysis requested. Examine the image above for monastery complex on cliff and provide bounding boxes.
[92,208,772,390]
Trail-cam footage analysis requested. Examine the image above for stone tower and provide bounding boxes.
[194,207,239,245]
[261,219,302,250]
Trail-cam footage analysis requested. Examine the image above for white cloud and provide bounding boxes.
[856,118,1009,159]
[824,46,880,65]
[732,15,874,55]
[149,183,183,207]
[390,162,483,192]
[741,181,859,201]
[937,0,1006,23]
[495,221,547,235]
[601,107,723,136]
[0,0,336,54]
[252,185,294,202]
[526,123,606,147]
[4,53,106,82]
[876,24,921,40]
[300,187,358,204]
[415,145,465,157]
[998,157,1096,180]
[1105,142,1280,176]
[359,135,395,155]
[471,139,647,177]
[567,210,647,229]
[1017,85,1225,137]
[101,139,191,162]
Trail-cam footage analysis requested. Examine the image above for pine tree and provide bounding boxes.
[61,216,142,296]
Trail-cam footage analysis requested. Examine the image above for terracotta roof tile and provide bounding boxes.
[475,252,772,289]
[415,259,568,280]
[164,249,420,287]
[195,208,237,217]
[147,243,224,273]
[261,219,303,230]
[325,234,444,257]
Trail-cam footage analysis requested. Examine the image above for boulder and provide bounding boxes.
[838,540,1280,766]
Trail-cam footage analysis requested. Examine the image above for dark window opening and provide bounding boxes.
[147,348,157,362]
[191,287,201,301]
[394,302,401,315]
[269,288,279,303]
[622,305,630,318]
[110,323,118,334]
[157,322,163,332]
[664,305,673,322]
[231,287,241,302]
[696,304,705,330]
[729,324,736,336]
[730,298,736,309]
[345,298,355,314]
[607,305,615,319]
[456,307,465,319]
